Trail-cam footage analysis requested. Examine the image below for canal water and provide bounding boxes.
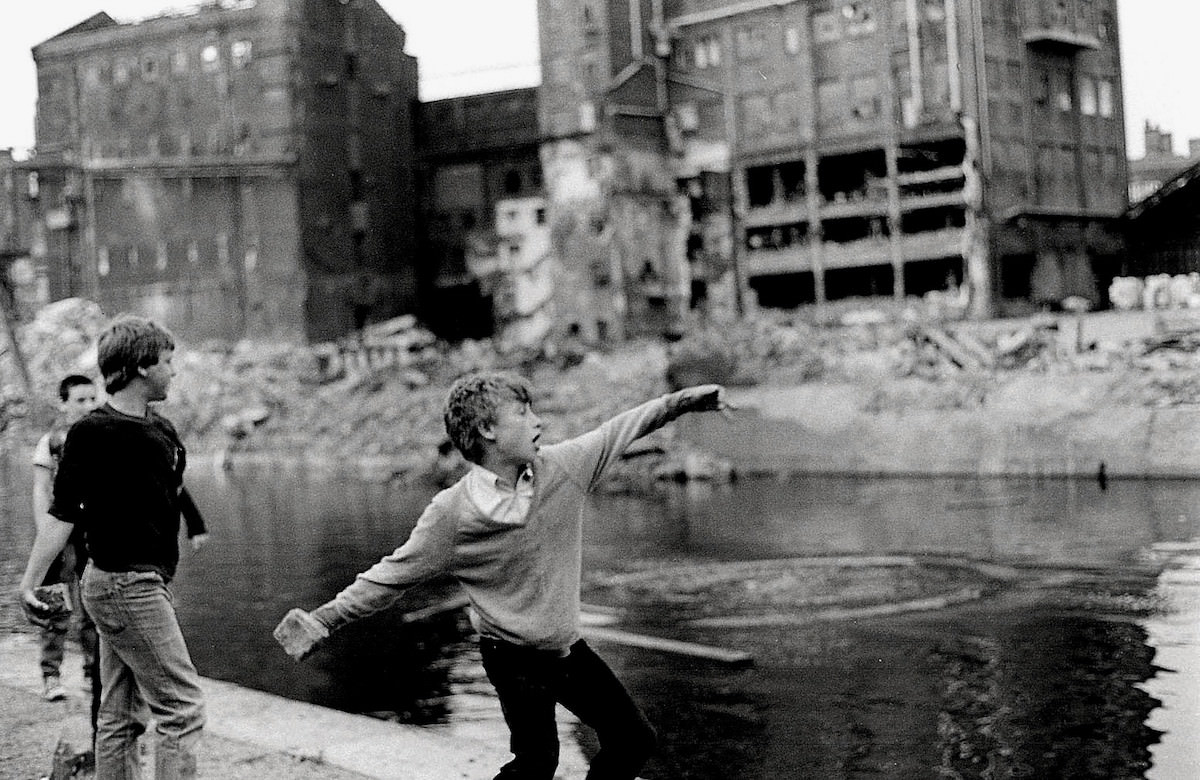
[4,458,1200,779]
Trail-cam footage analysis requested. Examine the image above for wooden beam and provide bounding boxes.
[582,625,753,666]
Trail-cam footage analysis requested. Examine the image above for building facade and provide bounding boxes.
[415,88,545,341]
[30,0,419,343]
[537,0,1129,322]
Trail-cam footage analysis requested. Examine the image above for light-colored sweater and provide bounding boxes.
[313,391,700,650]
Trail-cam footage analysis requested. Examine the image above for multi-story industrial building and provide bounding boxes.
[29,0,419,342]
[538,0,1129,321]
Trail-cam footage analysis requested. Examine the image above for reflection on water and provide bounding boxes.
[4,456,1199,779]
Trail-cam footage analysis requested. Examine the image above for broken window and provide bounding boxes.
[843,2,877,36]
[201,44,220,72]
[784,25,802,54]
[232,40,253,69]
[780,161,806,201]
[1054,71,1072,112]
[746,166,776,207]
[1097,78,1114,117]
[851,75,881,121]
[141,55,159,81]
[693,35,722,68]
[1035,69,1051,106]
[1079,76,1098,116]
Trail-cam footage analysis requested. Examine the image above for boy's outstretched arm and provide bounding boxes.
[274,497,456,660]
[552,384,732,492]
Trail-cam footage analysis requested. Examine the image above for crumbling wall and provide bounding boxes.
[540,137,690,342]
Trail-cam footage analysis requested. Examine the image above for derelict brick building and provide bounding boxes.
[29,0,419,343]
[538,0,1129,323]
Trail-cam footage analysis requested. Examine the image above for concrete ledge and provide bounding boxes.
[0,634,589,779]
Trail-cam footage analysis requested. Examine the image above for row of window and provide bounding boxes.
[1036,72,1116,117]
[672,0,1115,71]
[78,38,253,89]
[94,234,244,278]
[677,0,948,69]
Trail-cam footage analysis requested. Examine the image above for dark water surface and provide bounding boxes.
[5,457,1200,778]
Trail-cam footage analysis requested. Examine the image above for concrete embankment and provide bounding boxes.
[680,375,1200,479]
[0,634,589,779]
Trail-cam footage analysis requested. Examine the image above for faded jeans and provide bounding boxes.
[82,566,206,780]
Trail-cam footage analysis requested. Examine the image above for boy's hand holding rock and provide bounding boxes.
[273,608,330,661]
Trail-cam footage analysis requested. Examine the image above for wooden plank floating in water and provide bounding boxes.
[581,625,753,667]
[690,587,985,629]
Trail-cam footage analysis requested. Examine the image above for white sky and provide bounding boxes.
[0,0,1190,159]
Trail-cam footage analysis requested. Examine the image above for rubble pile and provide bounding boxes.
[11,294,1200,478]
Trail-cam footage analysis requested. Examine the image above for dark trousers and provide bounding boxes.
[480,637,656,780]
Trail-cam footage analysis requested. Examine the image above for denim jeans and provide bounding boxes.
[82,566,206,780]
[480,638,656,780]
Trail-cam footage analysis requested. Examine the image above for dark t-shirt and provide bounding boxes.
[50,404,205,582]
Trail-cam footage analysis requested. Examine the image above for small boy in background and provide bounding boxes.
[31,374,98,702]
[276,371,731,780]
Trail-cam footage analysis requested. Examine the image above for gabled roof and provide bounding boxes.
[49,11,118,40]
[1128,156,1200,220]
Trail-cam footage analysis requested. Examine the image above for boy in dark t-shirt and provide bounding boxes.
[19,315,208,778]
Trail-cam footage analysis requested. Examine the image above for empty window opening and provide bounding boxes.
[897,139,966,174]
[825,264,894,299]
[750,271,816,308]
[903,257,964,297]
[900,205,966,234]
[822,216,885,244]
[817,149,887,203]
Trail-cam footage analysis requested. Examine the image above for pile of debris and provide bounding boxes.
[900,318,1064,377]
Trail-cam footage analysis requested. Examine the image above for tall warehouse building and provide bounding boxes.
[538,0,1128,324]
[29,0,419,342]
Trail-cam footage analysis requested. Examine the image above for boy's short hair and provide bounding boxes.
[443,371,533,464]
[58,374,95,402]
[97,315,175,394]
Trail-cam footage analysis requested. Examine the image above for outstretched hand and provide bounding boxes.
[681,384,737,418]
[273,608,330,661]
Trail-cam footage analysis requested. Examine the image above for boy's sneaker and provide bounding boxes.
[43,675,68,701]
